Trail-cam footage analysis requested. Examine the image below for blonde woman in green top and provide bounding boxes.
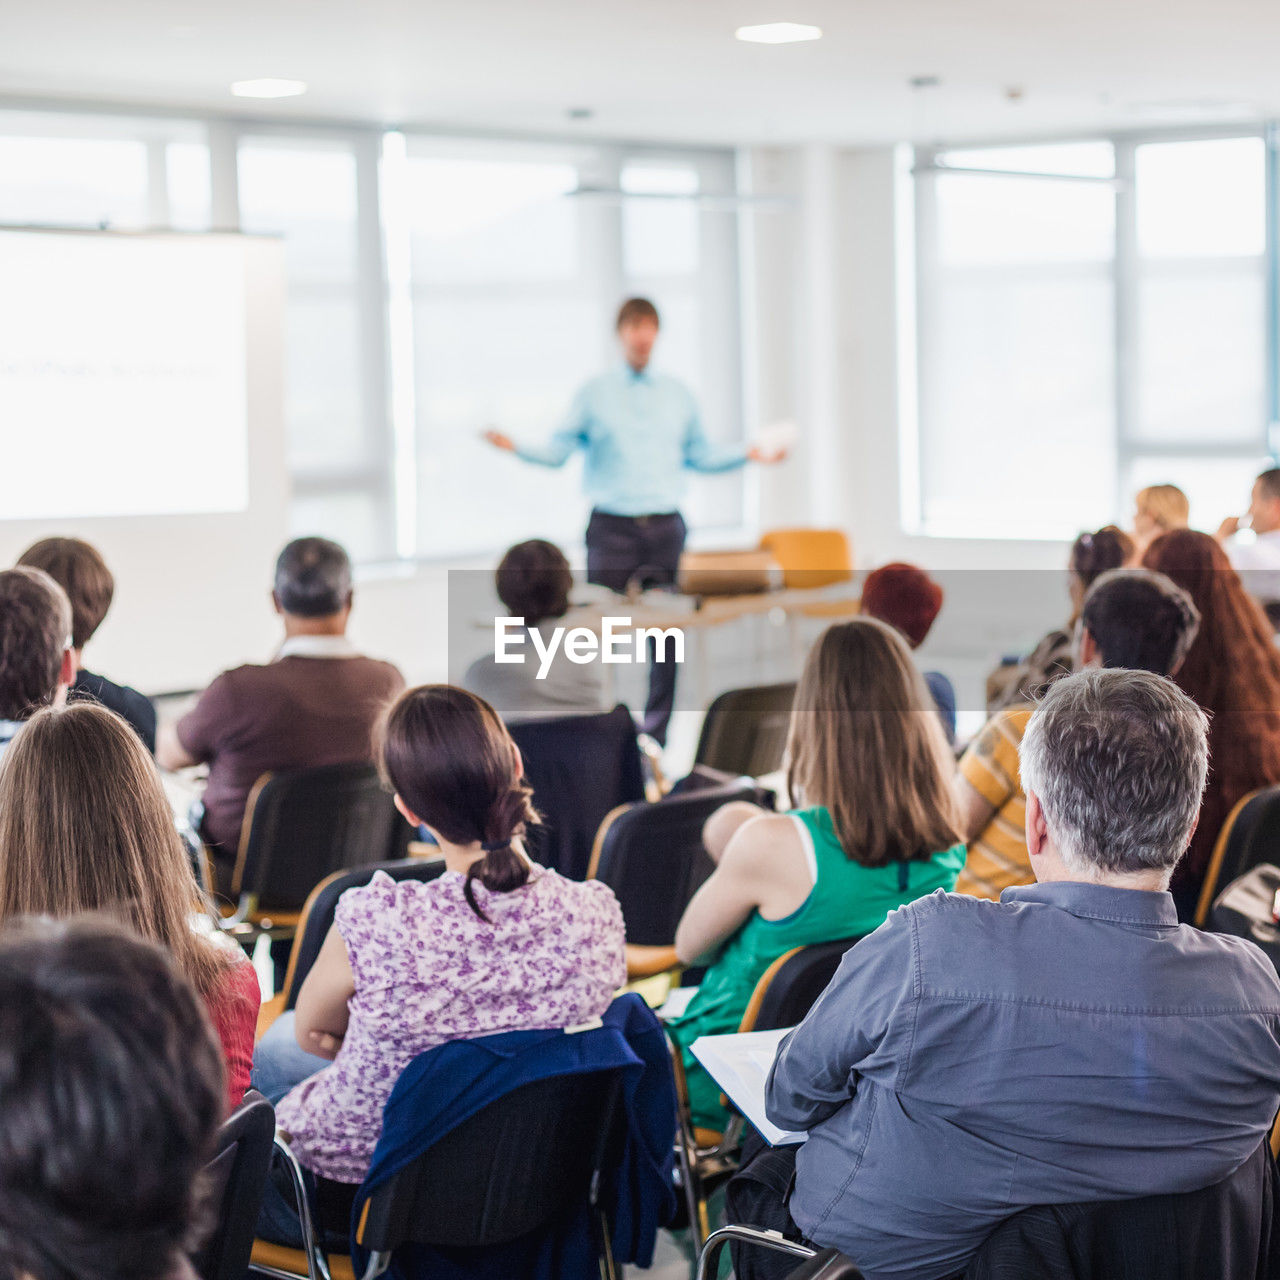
[666,617,965,1130]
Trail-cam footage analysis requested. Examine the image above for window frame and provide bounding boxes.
[912,122,1277,541]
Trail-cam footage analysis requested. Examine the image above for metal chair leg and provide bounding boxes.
[696,1224,815,1280]
[271,1134,333,1280]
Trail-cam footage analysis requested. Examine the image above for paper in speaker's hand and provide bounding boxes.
[751,419,798,461]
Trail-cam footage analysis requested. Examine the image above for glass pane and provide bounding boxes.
[921,270,1116,538]
[167,141,211,231]
[1134,265,1265,443]
[0,136,149,229]
[412,295,595,556]
[1124,455,1265,535]
[1136,137,1265,258]
[941,142,1115,179]
[237,140,359,282]
[936,172,1114,267]
[404,156,579,283]
[289,488,389,567]
[284,290,370,472]
[622,163,700,277]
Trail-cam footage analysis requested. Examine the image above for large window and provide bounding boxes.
[914,133,1273,538]
[0,106,744,565]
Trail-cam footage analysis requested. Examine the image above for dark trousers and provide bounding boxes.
[585,508,687,744]
[726,1134,809,1280]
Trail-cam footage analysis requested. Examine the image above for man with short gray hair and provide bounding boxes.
[751,668,1280,1280]
[158,537,403,882]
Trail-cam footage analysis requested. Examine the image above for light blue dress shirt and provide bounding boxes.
[514,365,748,517]
[766,882,1280,1280]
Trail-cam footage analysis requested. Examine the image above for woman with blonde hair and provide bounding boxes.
[0,702,259,1112]
[1133,483,1190,556]
[664,617,966,1131]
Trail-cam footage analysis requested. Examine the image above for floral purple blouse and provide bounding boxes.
[274,864,626,1183]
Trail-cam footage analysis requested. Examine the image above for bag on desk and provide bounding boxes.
[1209,863,1280,975]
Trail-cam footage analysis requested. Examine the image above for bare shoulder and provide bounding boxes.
[721,811,805,878]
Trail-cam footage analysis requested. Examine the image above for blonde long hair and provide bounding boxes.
[786,618,961,867]
[0,702,231,1001]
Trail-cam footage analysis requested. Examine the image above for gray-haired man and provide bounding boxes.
[158,537,404,880]
[755,669,1280,1280]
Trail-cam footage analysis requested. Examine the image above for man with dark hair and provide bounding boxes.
[157,538,404,877]
[954,566,1200,901]
[1218,467,1280,609]
[17,536,157,751]
[0,916,224,1280]
[1078,567,1200,676]
[462,539,608,720]
[0,566,74,760]
[483,297,783,743]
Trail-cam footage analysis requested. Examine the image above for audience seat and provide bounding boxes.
[758,528,855,592]
[693,681,796,779]
[251,1068,627,1280]
[672,936,864,1247]
[218,762,412,950]
[1194,784,1280,926]
[589,778,762,979]
[192,1090,275,1280]
[696,1226,864,1280]
[507,704,647,880]
[256,856,446,1038]
[963,1137,1280,1279]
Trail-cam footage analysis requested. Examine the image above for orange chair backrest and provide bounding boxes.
[758,528,853,590]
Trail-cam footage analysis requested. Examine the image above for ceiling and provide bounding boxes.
[2,0,1279,147]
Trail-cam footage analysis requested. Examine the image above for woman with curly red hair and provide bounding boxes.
[1142,529,1280,917]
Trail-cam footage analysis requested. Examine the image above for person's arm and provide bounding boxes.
[674,813,800,965]
[953,714,1018,843]
[156,675,232,771]
[488,386,590,468]
[765,908,917,1132]
[682,398,751,474]
[293,925,356,1060]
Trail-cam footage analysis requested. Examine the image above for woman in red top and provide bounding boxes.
[1143,529,1280,917]
[0,702,258,1111]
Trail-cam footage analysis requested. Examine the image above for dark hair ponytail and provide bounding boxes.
[376,685,539,921]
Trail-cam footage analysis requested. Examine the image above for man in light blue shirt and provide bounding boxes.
[486,296,780,742]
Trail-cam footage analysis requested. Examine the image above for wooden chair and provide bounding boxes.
[256,856,446,1039]
[217,762,411,951]
[1194,785,1280,927]
[759,528,854,591]
[693,681,796,779]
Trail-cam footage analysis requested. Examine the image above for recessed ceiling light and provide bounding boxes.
[230,78,308,99]
[735,22,822,44]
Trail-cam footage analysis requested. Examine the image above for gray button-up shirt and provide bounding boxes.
[766,883,1280,1280]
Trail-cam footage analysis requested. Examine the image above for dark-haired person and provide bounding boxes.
[462,538,609,720]
[157,537,404,883]
[1217,467,1280,612]
[0,567,74,761]
[17,536,157,752]
[987,525,1135,714]
[0,916,225,1280]
[664,619,965,1133]
[484,297,783,744]
[1143,529,1280,916]
[860,562,955,742]
[250,684,624,1245]
[954,565,1201,901]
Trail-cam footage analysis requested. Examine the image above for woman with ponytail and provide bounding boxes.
[253,685,624,1241]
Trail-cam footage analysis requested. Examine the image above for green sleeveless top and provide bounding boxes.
[666,806,965,1128]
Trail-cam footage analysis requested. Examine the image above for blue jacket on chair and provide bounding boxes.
[350,991,678,1280]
